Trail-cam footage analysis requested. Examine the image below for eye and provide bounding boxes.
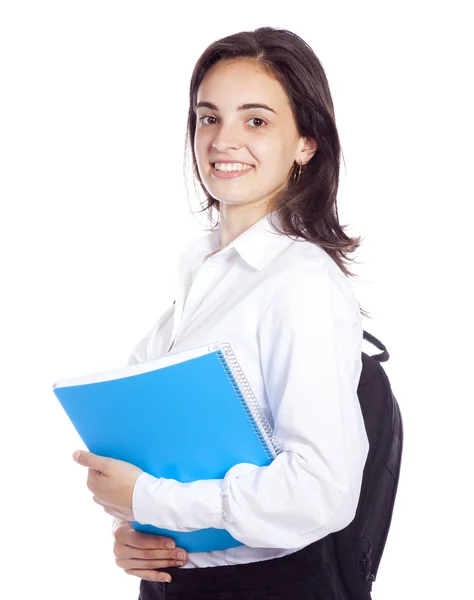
[198,115,218,125]
[198,116,267,128]
[247,117,267,128]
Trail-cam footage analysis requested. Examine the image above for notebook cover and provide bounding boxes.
[53,347,276,552]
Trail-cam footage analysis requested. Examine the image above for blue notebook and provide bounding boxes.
[52,340,282,553]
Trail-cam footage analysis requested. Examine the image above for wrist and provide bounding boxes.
[112,517,122,535]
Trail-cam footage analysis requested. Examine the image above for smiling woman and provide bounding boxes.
[99,25,372,600]
[185,31,370,309]
[191,57,320,253]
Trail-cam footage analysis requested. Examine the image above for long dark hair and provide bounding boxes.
[183,26,371,320]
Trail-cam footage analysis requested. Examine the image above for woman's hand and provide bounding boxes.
[113,519,188,583]
[72,450,143,521]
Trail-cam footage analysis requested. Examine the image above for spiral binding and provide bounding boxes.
[214,342,283,461]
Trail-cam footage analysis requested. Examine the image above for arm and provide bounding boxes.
[132,264,369,548]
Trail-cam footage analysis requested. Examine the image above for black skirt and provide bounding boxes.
[138,534,350,600]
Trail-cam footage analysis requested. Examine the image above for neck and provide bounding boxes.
[219,204,271,249]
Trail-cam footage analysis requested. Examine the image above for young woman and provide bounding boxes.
[73,26,371,599]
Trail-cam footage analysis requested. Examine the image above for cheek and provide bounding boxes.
[251,136,288,166]
[194,133,208,161]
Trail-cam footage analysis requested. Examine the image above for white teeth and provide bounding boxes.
[214,163,253,172]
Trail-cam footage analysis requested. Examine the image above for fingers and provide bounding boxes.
[116,557,185,570]
[114,541,187,564]
[112,521,188,585]
[123,568,173,583]
[114,525,178,551]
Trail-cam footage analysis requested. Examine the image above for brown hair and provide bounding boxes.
[183,26,371,320]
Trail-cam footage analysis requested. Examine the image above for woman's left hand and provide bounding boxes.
[72,450,144,521]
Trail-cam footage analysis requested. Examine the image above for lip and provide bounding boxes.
[211,163,255,179]
[211,159,254,165]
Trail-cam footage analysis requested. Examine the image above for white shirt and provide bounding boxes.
[128,210,369,568]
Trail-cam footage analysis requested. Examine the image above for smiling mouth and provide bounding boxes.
[210,163,256,179]
[210,162,255,169]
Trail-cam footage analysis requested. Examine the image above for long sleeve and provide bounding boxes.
[132,263,369,549]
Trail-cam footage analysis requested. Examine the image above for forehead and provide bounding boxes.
[197,59,289,109]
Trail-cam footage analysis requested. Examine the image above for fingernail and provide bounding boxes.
[166,541,175,549]
[165,576,172,583]
[177,551,186,559]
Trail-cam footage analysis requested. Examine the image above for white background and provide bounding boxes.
[1,1,472,598]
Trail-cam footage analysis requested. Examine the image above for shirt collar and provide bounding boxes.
[189,210,299,271]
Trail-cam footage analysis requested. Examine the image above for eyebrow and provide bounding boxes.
[195,101,277,115]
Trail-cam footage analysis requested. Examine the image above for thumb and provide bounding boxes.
[72,449,109,474]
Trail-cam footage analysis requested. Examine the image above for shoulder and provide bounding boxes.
[268,239,360,314]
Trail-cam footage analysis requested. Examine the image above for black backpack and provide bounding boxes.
[171,302,403,597]
[331,330,403,599]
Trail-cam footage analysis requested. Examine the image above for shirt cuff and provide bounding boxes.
[132,472,224,532]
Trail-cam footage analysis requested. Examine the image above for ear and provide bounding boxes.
[298,136,318,165]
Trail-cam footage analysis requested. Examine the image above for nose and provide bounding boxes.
[211,122,243,152]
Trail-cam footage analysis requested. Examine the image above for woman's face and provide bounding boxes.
[194,58,314,213]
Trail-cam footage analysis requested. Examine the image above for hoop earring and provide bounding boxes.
[293,161,303,184]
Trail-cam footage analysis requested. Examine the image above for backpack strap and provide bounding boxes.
[362,330,389,362]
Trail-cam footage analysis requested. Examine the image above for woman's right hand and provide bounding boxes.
[112,519,188,583]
